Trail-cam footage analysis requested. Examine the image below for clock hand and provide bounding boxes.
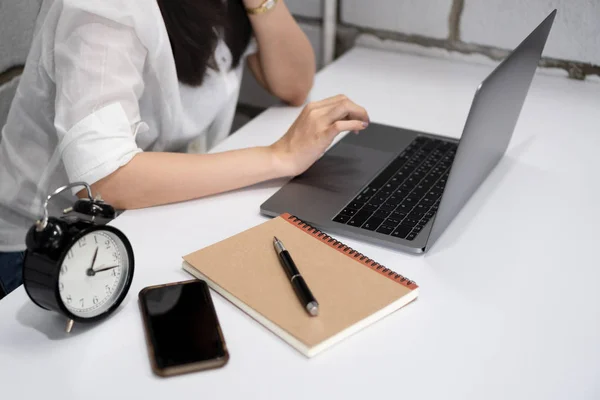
[92,264,120,273]
[86,247,100,276]
[91,246,99,268]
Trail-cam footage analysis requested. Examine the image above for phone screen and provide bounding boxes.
[139,280,228,373]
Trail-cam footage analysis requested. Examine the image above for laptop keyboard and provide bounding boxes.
[332,136,457,241]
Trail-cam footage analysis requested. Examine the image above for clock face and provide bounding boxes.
[58,229,131,318]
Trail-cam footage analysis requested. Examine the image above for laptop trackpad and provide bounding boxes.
[262,142,396,221]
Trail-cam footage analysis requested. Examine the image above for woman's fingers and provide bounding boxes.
[309,94,350,109]
[304,96,370,138]
[326,119,369,138]
[325,99,369,125]
[302,94,357,116]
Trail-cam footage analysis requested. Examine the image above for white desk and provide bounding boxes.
[2,47,600,400]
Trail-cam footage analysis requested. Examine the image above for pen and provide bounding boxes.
[273,236,319,317]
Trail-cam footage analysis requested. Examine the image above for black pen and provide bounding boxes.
[273,236,319,317]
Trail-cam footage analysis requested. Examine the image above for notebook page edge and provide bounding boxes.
[307,288,420,357]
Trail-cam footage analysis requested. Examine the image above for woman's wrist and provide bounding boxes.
[267,144,296,178]
[243,0,265,8]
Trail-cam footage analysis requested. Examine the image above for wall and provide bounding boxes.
[339,0,600,80]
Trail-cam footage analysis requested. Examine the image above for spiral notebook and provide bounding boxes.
[182,213,418,357]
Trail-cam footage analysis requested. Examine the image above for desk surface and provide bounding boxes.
[2,47,599,400]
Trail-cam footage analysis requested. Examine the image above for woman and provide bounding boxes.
[0,0,370,297]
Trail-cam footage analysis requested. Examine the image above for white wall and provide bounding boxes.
[340,0,600,66]
[342,0,453,39]
[287,0,323,19]
[461,0,600,65]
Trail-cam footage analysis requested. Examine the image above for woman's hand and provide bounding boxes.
[84,94,369,210]
[270,94,370,176]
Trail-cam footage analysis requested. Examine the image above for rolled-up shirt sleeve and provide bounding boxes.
[53,12,147,187]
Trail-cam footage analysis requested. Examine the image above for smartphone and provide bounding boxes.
[138,279,229,377]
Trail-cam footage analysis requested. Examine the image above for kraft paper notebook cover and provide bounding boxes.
[182,213,418,357]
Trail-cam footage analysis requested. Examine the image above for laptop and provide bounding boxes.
[260,10,557,254]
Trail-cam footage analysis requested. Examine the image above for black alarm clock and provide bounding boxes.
[23,182,134,333]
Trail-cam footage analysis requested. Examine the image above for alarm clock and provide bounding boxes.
[23,182,135,333]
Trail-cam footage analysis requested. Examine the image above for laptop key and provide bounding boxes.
[395,203,412,213]
[348,211,372,227]
[373,209,391,219]
[349,201,363,209]
[391,225,412,239]
[379,203,396,212]
[422,140,439,151]
[401,217,420,227]
[384,217,401,227]
[361,187,378,197]
[387,194,403,205]
[363,217,384,231]
[340,208,358,217]
[379,188,394,198]
[402,197,417,206]
[412,204,428,214]
[383,182,400,191]
[376,225,395,235]
[368,196,387,206]
[352,194,368,204]
[391,211,408,219]
[369,156,411,189]
[395,184,411,194]
[408,211,425,220]
[406,232,418,241]
[389,175,403,185]
[362,203,378,212]
[420,196,436,206]
[333,214,350,224]
[411,172,424,181]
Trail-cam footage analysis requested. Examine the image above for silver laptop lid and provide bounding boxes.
[424,10,556,251]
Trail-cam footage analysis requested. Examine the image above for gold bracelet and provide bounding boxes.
[246,0,278,15]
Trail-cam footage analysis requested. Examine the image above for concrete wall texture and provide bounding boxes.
[461,0,600,66]
[340,0,600,77]
[1,0,598,132]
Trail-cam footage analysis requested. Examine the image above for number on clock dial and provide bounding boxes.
[58,231,125,317]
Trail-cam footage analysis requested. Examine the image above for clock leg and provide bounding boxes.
[65,319,74,333]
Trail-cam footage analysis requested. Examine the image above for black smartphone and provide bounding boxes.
[138,279,229,377]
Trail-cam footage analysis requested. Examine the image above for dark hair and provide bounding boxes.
[157,0,252,86]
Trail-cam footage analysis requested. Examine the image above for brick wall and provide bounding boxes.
[339,0,600,80]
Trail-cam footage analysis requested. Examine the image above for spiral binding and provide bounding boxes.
[283,214,417,289]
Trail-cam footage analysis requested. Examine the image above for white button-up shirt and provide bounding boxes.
[0,0,255,250]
